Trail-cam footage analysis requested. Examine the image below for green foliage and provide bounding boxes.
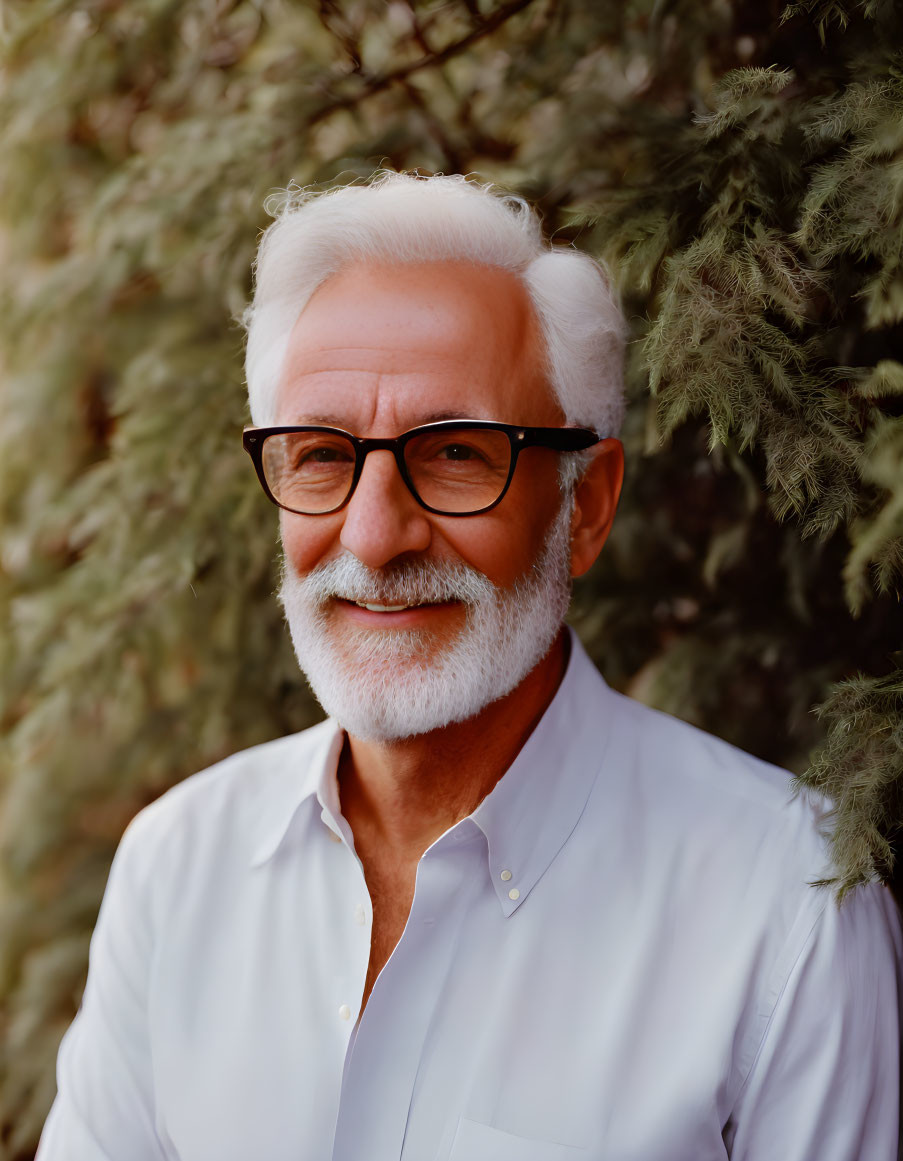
[781,0,857,41]
[797,76,903,330]
[574,0,903,890]
[802,669,903,897]
[1,0,902,1153]
[844,413,903,612]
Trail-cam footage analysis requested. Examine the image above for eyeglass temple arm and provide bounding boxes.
[517,427,603,451]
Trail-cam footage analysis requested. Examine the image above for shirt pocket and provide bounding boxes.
[447,1118,589,1160]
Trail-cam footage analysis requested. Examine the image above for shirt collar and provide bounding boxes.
[248,719,344,868]
[471,628,614,916]
[250,629,614,886]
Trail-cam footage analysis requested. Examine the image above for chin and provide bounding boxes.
[279,498,574,742]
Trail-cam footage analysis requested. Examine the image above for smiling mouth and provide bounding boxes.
[337,598,456,614]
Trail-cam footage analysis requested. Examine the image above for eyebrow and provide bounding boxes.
[291,410,480,428]
[294,414,351,427]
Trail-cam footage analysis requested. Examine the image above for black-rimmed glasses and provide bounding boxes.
[242,420,601,517]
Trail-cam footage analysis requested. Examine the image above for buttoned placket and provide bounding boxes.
[271,636,609,1161]
[319,812,373,1053]
[331,818,487,1161]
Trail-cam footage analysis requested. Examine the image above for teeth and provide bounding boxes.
[359,602,409,613]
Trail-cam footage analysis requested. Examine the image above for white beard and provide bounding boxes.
[278,499,574,742]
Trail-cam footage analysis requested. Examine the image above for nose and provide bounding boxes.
[339,450,432,568]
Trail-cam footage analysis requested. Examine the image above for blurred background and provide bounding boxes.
[1,0,902,1154]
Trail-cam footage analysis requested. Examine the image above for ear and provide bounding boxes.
[569,438,624,578]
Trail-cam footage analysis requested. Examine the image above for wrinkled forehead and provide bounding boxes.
[294,261,539,362]
[276,261,562,428]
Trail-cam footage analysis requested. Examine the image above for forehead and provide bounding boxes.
[275,261,561,429]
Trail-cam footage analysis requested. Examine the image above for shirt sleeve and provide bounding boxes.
[36,816,169,1161]
[727,881,902,1161]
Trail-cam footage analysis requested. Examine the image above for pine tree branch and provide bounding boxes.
[400,78,463,172]
[318,0,365,75]
[308,0,540,127]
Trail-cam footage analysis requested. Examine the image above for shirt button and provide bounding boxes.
[500,869,512,881]
[338,1004,351,1021]
[354,904,366,926]
[508,888,520,901]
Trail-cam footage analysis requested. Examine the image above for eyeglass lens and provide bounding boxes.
[261,428,513,514]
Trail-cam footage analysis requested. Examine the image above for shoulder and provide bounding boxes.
[610,688,827,839]
[568,637,819,851]
[588,684,837,920]
[113,719,336,887]
[607,686,806,808]
[588,685,902,1053]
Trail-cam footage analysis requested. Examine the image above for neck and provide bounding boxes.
[338,629,569,861]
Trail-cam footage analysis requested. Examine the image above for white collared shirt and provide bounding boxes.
[38,633,901,1161]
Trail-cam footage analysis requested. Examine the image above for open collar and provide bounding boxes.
[248,719,345,867]
[471,629,614,915]
[249,629,614,889]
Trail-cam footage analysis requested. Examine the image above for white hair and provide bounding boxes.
[243,173,626,437]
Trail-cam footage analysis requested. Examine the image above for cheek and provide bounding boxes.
[280,513,341,574]
[440,527,532,588]
[457,464,564,585]
[437,503,561,588]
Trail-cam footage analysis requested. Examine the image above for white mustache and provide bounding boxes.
[283,554,496,610]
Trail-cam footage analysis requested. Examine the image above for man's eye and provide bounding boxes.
[438,443,479,461]
[304,448,343,463]
[295,445,352,467]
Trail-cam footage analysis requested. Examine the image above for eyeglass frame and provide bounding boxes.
[242,419,602,517]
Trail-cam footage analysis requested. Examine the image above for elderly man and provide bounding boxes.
[40,174,900,1161]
